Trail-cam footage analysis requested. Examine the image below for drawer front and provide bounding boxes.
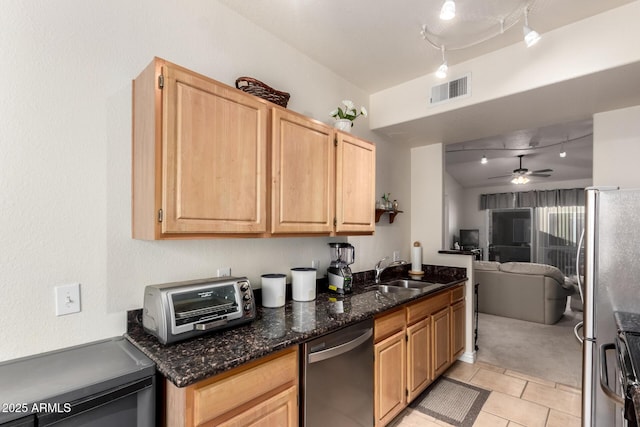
[451,284,465,303]
[192,347,297,425]
[422,290,451,315]
[375,308,405,342]
[406,298,430,325]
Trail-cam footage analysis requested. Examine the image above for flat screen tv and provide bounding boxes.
[459,229,479,249]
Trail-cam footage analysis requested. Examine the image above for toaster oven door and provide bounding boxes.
[169,284,243,335]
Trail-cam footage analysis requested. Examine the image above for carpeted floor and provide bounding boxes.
[409,377,490,427]
[476,307,583,388]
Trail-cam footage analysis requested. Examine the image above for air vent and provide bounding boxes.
[429,73,471,106]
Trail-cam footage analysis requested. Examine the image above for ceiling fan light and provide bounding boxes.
[481,155,488,164]
[440,0,455,21]
[511,175,530,185]
[435,61,448,79]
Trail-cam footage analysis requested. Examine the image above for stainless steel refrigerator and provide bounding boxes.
[581,187,640,426]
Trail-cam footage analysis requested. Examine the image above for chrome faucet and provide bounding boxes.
[374,257,407,283]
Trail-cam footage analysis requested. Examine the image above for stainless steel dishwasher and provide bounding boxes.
[301,318,373,427]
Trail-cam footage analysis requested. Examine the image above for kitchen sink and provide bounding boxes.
[367,284,421,295]
[381,279,442,292]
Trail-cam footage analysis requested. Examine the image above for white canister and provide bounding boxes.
[261,274,286,308]
[291,267,317,301]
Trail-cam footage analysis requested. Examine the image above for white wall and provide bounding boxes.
[444,172,464,250]
[593,105,640,189]
[0,0,410,361]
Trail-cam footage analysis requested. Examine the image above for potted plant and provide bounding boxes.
[329,100,367,132]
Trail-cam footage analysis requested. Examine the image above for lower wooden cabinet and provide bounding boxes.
[374,329,407,427]
[407,318,431,401]
[432,307,451,378]
[451,300,466,360]
[374,283,466,427]
[164,347,298,427]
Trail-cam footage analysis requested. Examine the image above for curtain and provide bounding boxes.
[534,205,585,276]
[480,188,585,210]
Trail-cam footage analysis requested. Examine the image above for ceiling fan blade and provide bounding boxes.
[532,168,553,173]
[487,174,513,179]
[529,173,552,177]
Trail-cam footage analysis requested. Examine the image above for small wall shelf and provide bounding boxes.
[375,209,403,224]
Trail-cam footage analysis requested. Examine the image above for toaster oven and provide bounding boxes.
[142,276,256,344]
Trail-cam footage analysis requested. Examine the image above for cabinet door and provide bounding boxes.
[451,300,466,360]
[432,307,451,378]
[335,132,376,233]
[407,318,432,401]
[162,63,268,234]
[374,330,406,427]
[216,385,298,427]
[271,109,334,234]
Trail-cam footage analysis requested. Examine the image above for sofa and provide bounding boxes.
[474,261,575,325]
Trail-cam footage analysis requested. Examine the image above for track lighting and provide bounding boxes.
[560,140,567,157]
[523,7,541,47]
[435,46,448,79]
[440,0,456,21]
[511,176,530,185]
[481,155,488,164]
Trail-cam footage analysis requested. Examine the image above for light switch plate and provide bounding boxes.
[55,283,81,316]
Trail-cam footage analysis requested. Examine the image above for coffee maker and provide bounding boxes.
[327,243,355,294]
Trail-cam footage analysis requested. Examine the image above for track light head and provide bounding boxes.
[523,8,541,47]
[440,0,455,21]
[481,155,488,164]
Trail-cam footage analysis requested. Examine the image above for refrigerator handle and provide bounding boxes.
[574,321,584,343]
[576,229,584,304]
[599,343,624,405]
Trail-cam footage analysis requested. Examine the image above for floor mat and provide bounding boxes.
[409,377,490,427]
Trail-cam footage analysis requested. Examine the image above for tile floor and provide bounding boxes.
[390,360,581,427]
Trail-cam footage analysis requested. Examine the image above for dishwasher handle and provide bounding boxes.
[308,328,373,364]
[600,343,625,405]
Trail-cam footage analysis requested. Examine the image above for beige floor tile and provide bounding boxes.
[474,361,506,374]
[504,369,556,388]
[388,409,442,427]
[483,391,549,427]
[508,423,526,427]
[470,368,527,397]
[546,409,581,427]
[433,420,456,427]
[556,383,581,395]
[522,382,581,417]
[473,411,509,427]
[445,360,480,382]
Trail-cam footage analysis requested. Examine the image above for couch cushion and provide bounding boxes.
[499,262,566,285]
[473,260,501,271]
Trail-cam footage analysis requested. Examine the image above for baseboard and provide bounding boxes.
[458,350,476,364]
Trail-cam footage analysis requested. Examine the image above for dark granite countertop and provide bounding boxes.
[125,265,466,388]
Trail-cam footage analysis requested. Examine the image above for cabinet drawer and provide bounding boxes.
[375,308,405,342]
[421,290,450,315]
[406,298,430,325]
[451,285,465,303]
[191,348,297,425]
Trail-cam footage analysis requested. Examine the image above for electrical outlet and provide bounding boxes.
[392,251,400,261]
[311,259,319,269]
[55,283,81,316]
[217,267,231,277]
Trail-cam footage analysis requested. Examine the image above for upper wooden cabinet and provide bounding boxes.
[271,108,335,234]
[335,132,376,233]
[132,58,268,239]
[271,108,376,236]
[132,57,375,239]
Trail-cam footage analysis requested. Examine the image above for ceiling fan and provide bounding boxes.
[488,154,553,183]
